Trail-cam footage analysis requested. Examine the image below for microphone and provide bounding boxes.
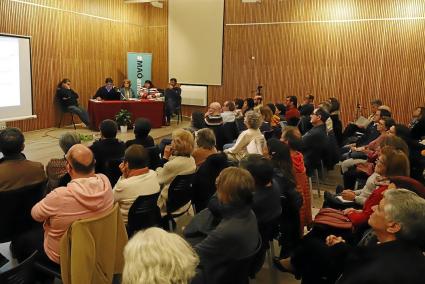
[117,88,126,100]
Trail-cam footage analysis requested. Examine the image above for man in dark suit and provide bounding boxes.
[301,107,329,175]
[164,78,182,125]
[93,77,121,101]
[0,127,46,191]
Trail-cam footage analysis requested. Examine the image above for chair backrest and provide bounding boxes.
[98,159,122,187]
[0,182,45,242]
[0,251,37,284]
[127,193,161,237]
[60,204,127,284]
[222,236,262,283]
[222,121,239,143]
[263,130,275,141]
[145,145,161,170]
[166,174,195,214]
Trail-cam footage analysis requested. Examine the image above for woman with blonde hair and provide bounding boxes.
[123,227,199,284]
[156,129,196,215]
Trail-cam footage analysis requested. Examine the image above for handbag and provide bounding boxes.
[314,208,353,230]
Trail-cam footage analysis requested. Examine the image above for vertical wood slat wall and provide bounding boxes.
[204,0,425,125]
[0,0,167,131]
[2,0,425,131]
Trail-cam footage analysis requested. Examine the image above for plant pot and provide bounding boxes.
[120,125,128,133]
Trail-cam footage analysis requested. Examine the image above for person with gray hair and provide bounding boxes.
[192,128,217,166]
[274,188,425,283]
[46,132,81,192]
[123,227,199,284]
[224,110,265,160]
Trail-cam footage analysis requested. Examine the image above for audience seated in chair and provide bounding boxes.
[224,110,265,160]
[192,128,218,167]
[259,106,273,133]
[125,118,155,149]
[90,119,125,185]
[301,107,329,175]
[328,97,343,146]
[267,138,304,258]
[409,106,425,140]
[55,78,90,127]
[113,144,160,226]
[192,152,229,212]
[122,227,199,284]
[342,98,382,142]
[156,129,196,216]
[280,127,312,230]
[13,144,114,268]
[0,127,46,192]
[389,124,425,183]
[184,167,260,284]
[46,132,80,192]
[240,154,282,224]
[220,101,236,123]
[285,95,300,123]
[340,117,395,174]
[274,188,425,284]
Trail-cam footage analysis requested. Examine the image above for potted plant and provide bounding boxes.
[115,109,132,133]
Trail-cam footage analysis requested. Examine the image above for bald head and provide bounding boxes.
[66,144,95,174]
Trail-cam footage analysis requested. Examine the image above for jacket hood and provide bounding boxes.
[67,174,113,211]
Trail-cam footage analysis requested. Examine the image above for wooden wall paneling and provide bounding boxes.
[208,0,425,126]
[0,0,168,131]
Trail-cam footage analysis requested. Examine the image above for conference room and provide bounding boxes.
[1,0,425,283]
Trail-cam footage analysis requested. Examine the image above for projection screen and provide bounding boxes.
[0,34,34,121]
[168,0,224,85]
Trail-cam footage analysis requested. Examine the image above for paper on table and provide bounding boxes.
[354,116,370,128]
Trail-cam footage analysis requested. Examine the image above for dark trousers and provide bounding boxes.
[12,224,60,272]
[68,105,90,126]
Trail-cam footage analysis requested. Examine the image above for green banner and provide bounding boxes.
[127,52,152,96]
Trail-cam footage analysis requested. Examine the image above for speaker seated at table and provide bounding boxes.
[93,77,121,101]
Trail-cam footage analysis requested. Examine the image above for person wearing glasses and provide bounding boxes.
[56,78,90,127]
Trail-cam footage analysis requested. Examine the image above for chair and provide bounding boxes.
[222,236,262,283]
[127,193,162,237]
[36,204,127,284]
[56,96,76,130]
[263,130,275,141]
[0,251,37,284]
[0,182,46,243]
[166,174,195,231]
[98,158,122,187]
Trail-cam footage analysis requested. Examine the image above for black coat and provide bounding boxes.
[94,86,120,100]
[191,199,260,284]
[125,136,155,149]
[337,240,425,284]
[56,87,79,108]
[302,124,328,173]
[90,138,125,172]
[410,119,425,141]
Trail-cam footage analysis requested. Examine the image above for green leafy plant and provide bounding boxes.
[115,109,132,126]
